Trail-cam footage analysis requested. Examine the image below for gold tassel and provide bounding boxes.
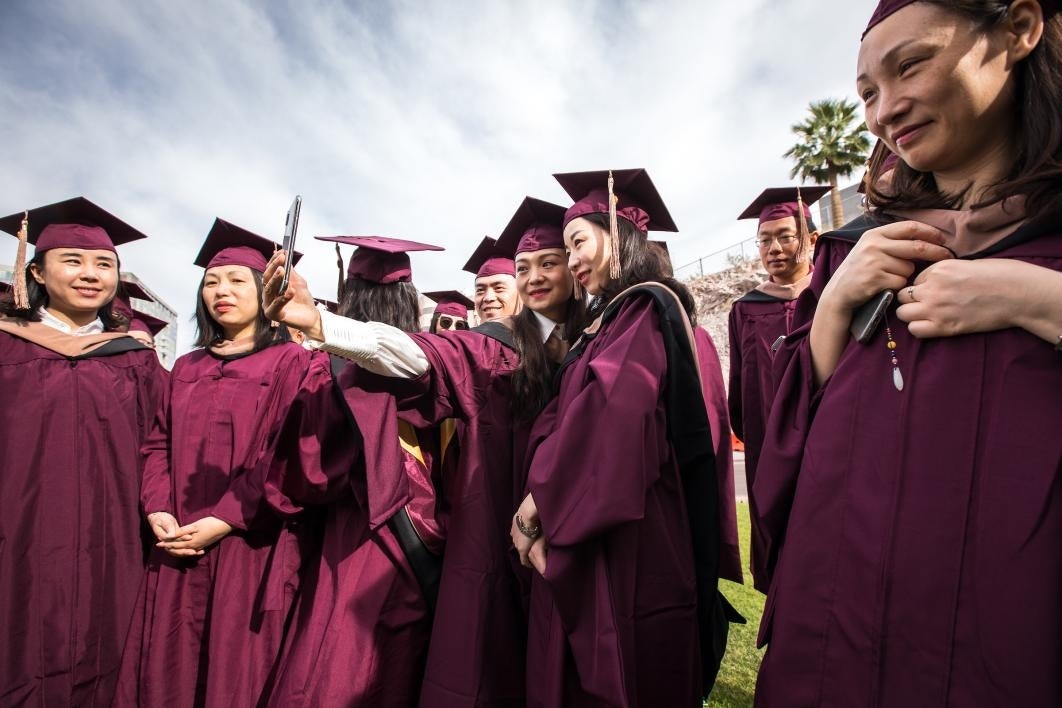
[607,171,621,280]
[13,211,30,309]
[795,187,812,264]
[572,277,583,302]
[335,243,345,302]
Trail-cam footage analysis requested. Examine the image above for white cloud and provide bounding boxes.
[0,0,872,354]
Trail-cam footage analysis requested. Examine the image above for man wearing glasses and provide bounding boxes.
[727,185,830,593]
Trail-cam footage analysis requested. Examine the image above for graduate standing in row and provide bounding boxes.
[754,1,1062,704]
[116,220,322,707]
[727,186,828,592]
[0,198,166,707]
[511,169,739,707]
[464,236,520,323]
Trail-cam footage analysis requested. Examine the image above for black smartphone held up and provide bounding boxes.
[278,195,302,296]
[850,290,894,344]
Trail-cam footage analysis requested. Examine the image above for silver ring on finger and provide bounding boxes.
[907,286,917,302]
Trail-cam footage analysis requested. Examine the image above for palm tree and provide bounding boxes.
[784,98,871,229]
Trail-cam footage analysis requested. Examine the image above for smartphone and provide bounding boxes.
[278,195,302,295]
[850,290,894,344]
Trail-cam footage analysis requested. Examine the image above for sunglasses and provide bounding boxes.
[437,316,469,331]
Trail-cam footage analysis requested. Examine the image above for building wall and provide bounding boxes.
[817,183,864,231]
[121,272,179,368]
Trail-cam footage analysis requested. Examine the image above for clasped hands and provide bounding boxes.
[147,512,233,558]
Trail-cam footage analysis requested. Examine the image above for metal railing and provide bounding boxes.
[673,237,758,280]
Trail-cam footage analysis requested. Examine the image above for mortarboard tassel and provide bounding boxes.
[794,187,813,264]
[12,211,30,309]
[335,243,345,302]
[607,171,621,280]
[572,277,583,302]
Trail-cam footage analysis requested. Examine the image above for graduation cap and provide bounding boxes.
[554,168,678,234]
[462,236,515,279]
[129,310,168,336]
[110,295,169,336]
[315,235,443,285]
[194,218,303,272]
[424,290,474,319]
[0,197,149,309]
[863,0,936,38]
[495,197,567,257]
[0,196,148,253]
[738,186,831,225]
[112,278,169,336]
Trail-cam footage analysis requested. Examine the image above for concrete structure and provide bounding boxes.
[817,183,864,231]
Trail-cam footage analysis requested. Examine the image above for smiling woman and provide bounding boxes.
[115,219,323,708]
[512,169,742,706]
[753,2,1062,706]
[0,198,165,707]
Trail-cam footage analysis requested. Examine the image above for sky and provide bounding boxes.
[0,0,872,354]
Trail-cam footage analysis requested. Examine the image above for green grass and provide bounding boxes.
[706,501,765,708]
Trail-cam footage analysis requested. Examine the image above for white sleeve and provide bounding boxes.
[308,309,430,378]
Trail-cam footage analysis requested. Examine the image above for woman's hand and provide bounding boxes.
[810,221,952,385]
[158,516,233,558]
[896,258,1044,339]
[819,220,953,316]
[146,511,185,542]
[511,494,542,569]
[262,251,324,340]
[527,537,549,576]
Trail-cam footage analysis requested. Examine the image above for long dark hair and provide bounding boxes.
[583,212,698,325]
[338,277,421,333]
[193,268,291,350]
[866,1,1062,220]
[510,295,589,421]
[0,253,127,330]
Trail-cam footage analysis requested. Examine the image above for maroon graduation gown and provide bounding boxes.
[727,292,799,592]
[260,359,441,708]
[523,294,713,708]
[0,326,164,707]
[115,343,322,708]
[753,220,1062,707]
[694,326,743,585]
[350,329,530,708]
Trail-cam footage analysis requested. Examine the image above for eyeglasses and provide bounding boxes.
[437,316,469,331]
[756,235,799,249]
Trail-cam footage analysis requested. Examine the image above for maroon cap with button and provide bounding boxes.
[194,218,302,271]
[316,235,443,284]
[554,168,678,234]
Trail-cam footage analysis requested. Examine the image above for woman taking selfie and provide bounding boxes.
[754,1,1062,705]
[261,196,581,706]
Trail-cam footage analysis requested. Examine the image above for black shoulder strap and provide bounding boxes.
[471,320,516,351]
[819,211,891,244]
[558,283,740,696]
[75,336,151,359]
[735,289,788,304]
[327,364,444,614]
